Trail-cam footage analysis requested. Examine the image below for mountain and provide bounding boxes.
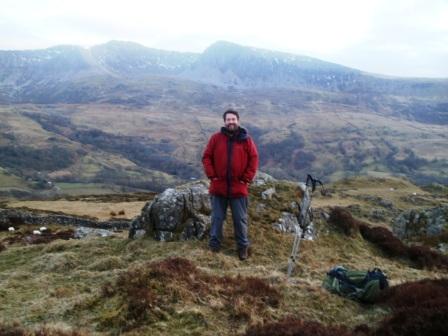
[185,41,448,96]
[0,41,447,196]
[0,41,199,103]
[181,40,358,89]
[90,40,198,77]
[1,40,447,103]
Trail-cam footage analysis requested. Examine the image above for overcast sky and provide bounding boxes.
[1,0,447,78]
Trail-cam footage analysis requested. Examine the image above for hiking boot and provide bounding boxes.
[238,246,249,260]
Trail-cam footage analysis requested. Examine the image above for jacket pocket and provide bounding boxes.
[210,177,227,196]
[231,178,248,196]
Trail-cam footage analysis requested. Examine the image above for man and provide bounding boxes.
[202,109,259,260]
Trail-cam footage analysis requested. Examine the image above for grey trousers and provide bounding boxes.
[208,195,249,249]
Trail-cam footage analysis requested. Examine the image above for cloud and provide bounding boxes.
[324,0,448,77]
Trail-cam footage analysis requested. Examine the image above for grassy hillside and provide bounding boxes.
[0,176,446,335]
[0,105,180,200]
[1,94,448,201]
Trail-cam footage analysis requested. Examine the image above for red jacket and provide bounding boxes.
[202,127,259,197]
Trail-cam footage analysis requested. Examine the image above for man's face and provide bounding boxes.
[224,113,239,131]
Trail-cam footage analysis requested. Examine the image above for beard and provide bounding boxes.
[226,123,238,132]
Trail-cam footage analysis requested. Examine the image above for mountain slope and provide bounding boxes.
[1,40,447,103]
[0,41,447,194]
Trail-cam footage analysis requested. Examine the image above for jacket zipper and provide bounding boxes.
[226,136,234,198]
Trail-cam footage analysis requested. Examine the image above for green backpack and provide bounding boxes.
[322,266,389,303]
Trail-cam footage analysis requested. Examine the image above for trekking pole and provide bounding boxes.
[287,174,324,278]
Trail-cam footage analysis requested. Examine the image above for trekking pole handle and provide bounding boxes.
[306,174,323,192]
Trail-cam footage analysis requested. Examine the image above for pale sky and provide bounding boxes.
[1,0,447,78]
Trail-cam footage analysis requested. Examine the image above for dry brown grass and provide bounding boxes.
[6,200,146,220]
[100,257,281,331]
[0,322,89,336]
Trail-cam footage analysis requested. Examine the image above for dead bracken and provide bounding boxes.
[329,207,448,269]
[374,278,448,336]
[100,256,281,331]
[245,279,448,336]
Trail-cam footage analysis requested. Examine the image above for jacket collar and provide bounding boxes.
[221,126,249,141]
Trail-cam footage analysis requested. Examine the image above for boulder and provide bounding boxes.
[130,181,211,241]
[393,205,448,239]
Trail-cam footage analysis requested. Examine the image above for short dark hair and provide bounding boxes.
[223,109,240,121]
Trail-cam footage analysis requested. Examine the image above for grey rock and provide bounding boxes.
[131,180,211,241]
[128,216,143,239]
[393,205,448,239]
[321,211,330,221]
[290,201,299,212]
[180,215,209,240]
[256,203,267,213]
[438,243,448,254]
[261,187,276,200]
[154,230,175,241]
[273,211,315,240]
[133,229,146,239]
[74,226,114,239]
[254,172,276,186]
[379,199,394,209]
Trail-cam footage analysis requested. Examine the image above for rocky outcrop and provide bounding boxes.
[393,205,448,239]
[74,227,115,239]
[273,211,315,240]
[253,172,276,186]
[0,208,129,230]
[129,181,211,241]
